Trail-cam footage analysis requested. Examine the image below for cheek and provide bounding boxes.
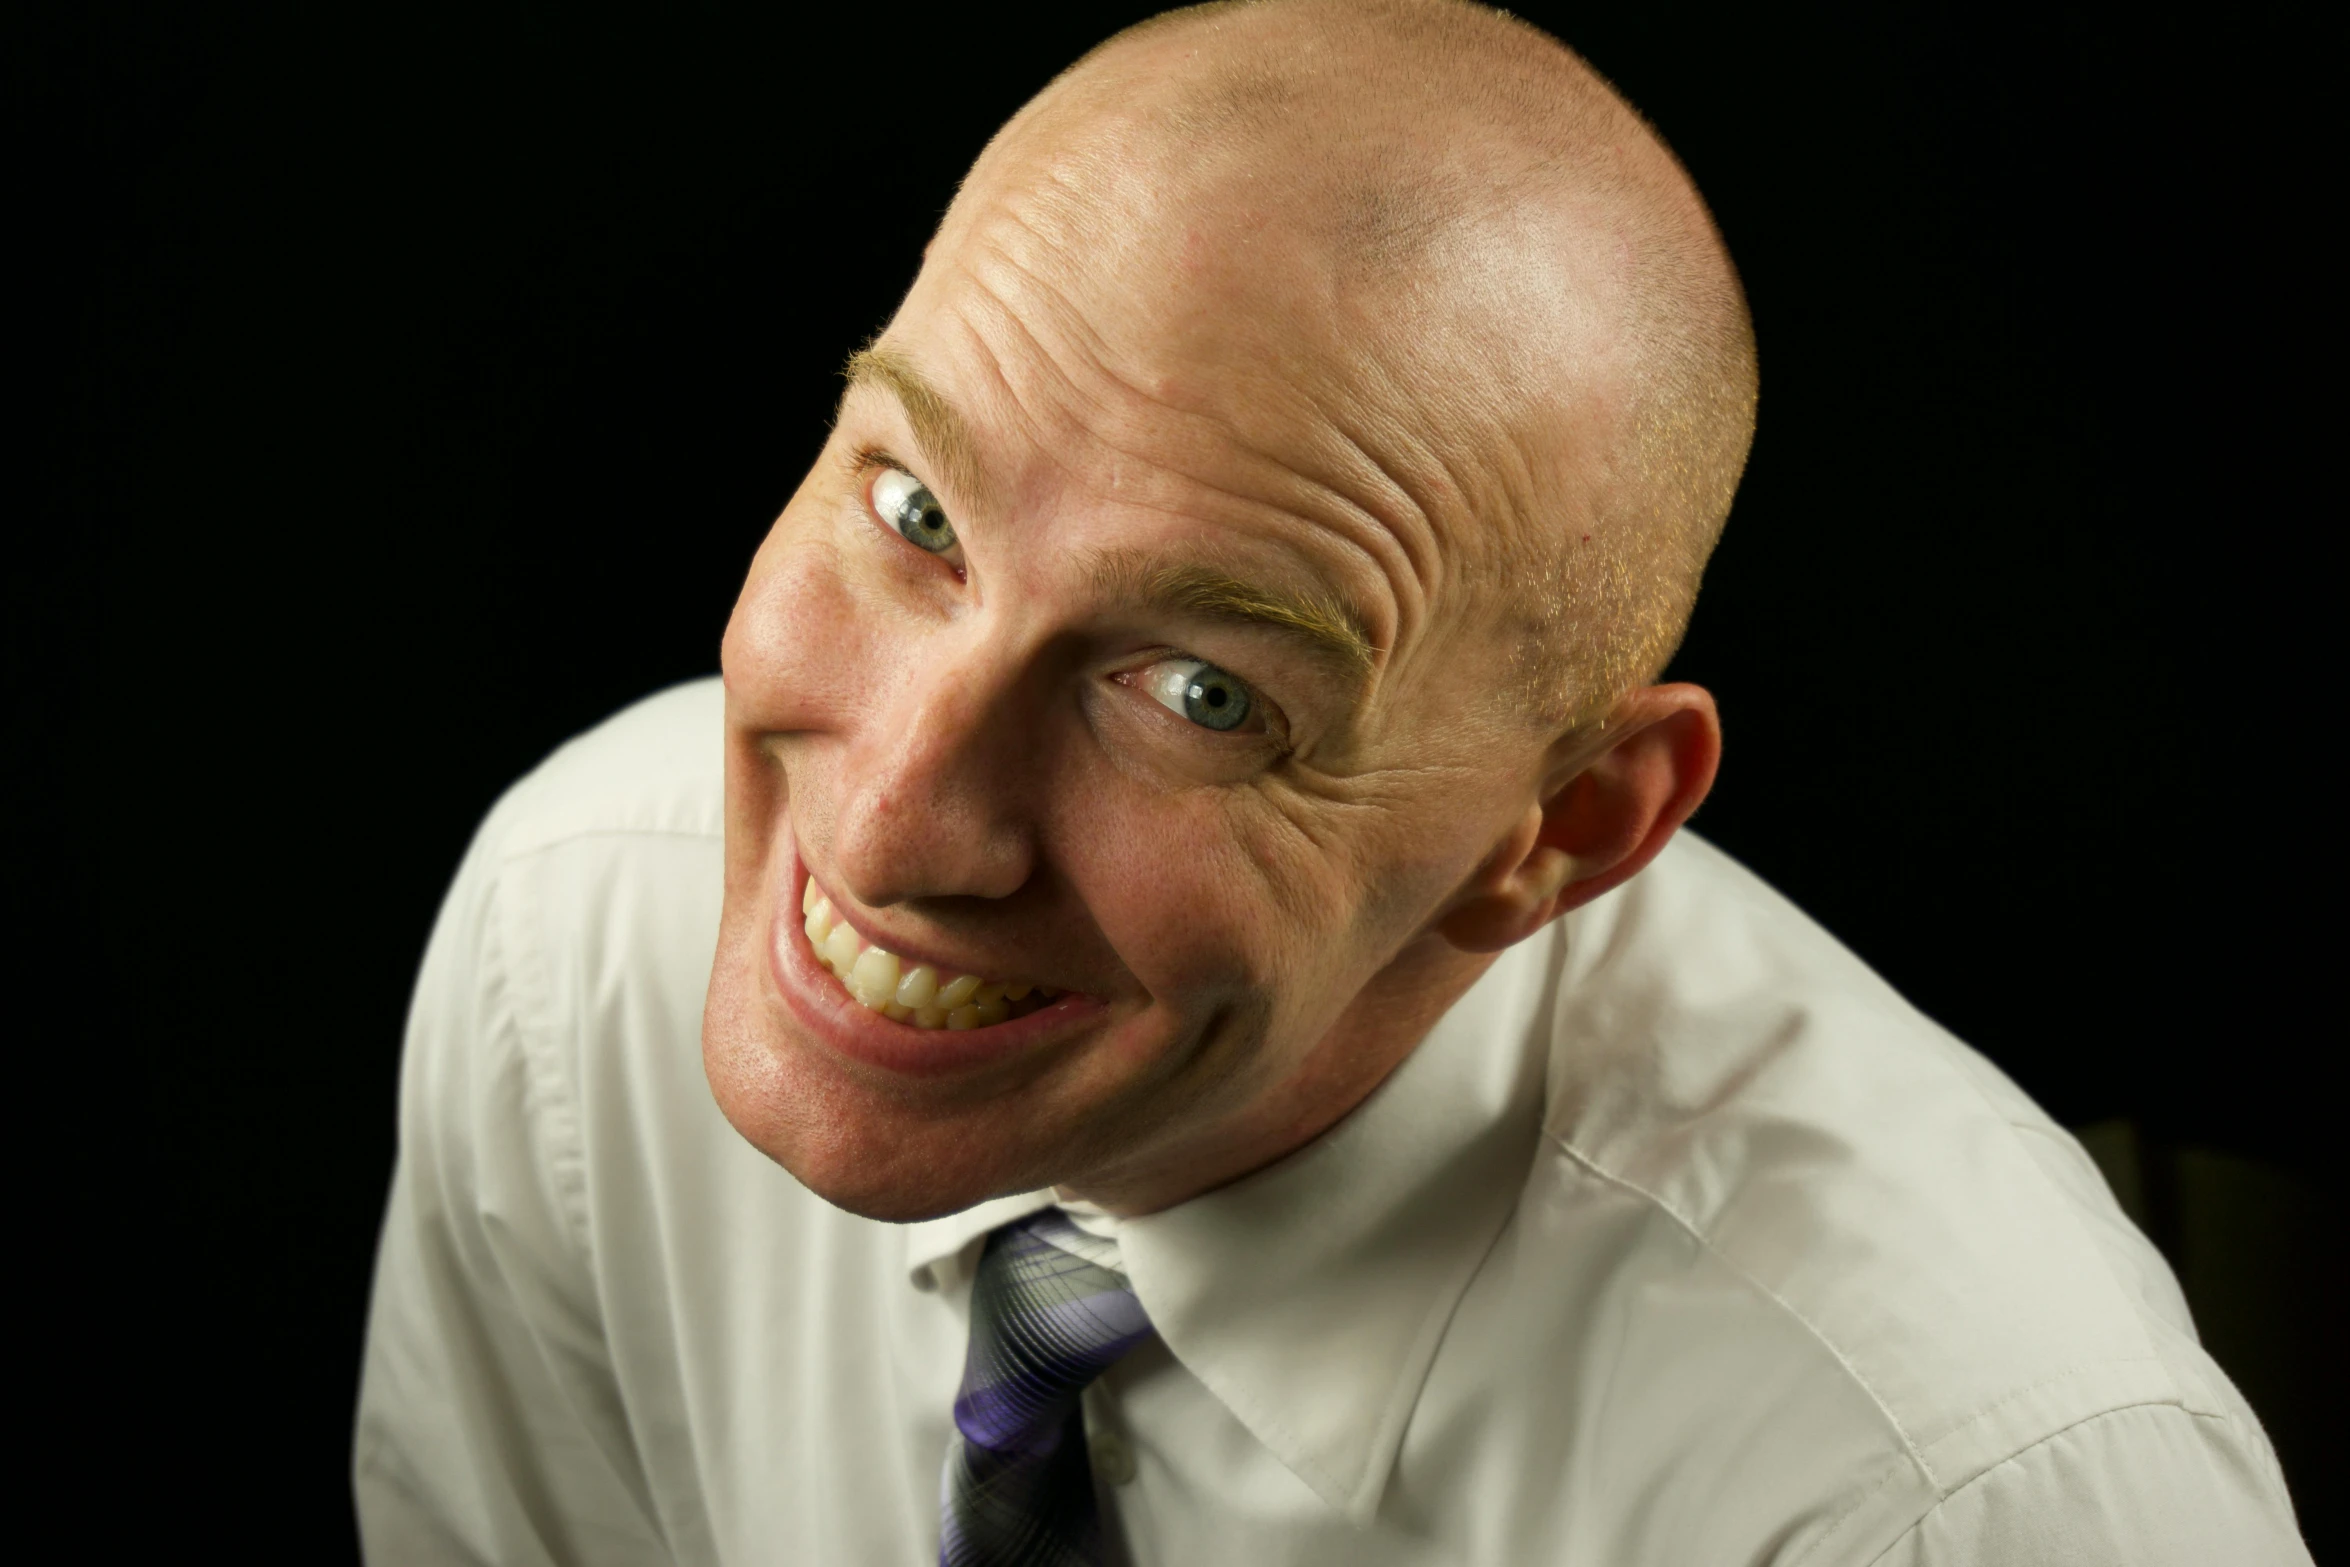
[1222,788,1473,1013]
[720,522,880,732]
[1051,789,1256,1005]
[1061,781,1362,1017]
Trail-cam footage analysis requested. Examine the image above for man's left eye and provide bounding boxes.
[1138,657,1258,732]
[872,467,956,554]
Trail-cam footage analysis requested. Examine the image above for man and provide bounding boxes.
[353,1,2311,1561]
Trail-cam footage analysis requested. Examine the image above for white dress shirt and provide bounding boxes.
[354,679,2311,1564]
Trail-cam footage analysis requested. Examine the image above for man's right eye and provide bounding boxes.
[1133,656,1263,733]
[871,468,957,555]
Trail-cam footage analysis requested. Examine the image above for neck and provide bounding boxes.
[1061,934,1501,1217]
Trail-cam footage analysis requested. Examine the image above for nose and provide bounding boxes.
[827,633,1039,909]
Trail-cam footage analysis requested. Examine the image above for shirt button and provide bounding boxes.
[1089,1429,1137,1485]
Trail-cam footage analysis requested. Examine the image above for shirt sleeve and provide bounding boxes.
[1872,1401,2312,1567]
[352,822,673,1566]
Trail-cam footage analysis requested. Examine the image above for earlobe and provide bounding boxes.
[1436,833,1580,954]
[1437,684,1721,956]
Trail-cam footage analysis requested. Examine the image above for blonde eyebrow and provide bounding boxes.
[1082,549,1379,678]
[840,345,992,511]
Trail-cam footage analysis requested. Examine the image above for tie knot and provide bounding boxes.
[953,1210,1152,1459]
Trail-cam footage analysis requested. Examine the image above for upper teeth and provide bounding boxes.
[801,878,1047,1029]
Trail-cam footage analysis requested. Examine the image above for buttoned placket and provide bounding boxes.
[1082,1376,1141,1567]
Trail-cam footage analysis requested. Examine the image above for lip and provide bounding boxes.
[767,843,1108,1079]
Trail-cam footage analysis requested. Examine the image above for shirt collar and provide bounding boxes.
[901,921,1565,1523]
[902,1189,1058,1292]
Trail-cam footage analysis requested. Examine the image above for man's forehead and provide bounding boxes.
[926,116,1607,592]
[843,91,1629,703]
[839,344,1395,680]
[909,204,1516,593]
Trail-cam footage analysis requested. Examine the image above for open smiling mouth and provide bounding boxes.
[800,879,1061,1030]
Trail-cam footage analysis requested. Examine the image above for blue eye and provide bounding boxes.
[1141,658,1255,731]
[872,467,955,554]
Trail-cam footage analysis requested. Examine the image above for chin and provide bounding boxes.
[783,1156,1010,1225]
[698,965,1044,1222]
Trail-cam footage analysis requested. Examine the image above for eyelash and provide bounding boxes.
[845,444,915,512]
[849,445,967,578]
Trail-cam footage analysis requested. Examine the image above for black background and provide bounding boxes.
[29,1,2337,1558]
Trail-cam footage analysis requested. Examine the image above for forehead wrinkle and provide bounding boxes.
[1011,367,1414,669]
[938,254,1419,654]
[966,221,1111,358]
[1171,410,1435,665]
[953,195,1335,497]
[931,195,1456,657]
[840,347,995,514]
[1304,394,1456,628]
[1306,300,1592,668]
[935,247,1155,495]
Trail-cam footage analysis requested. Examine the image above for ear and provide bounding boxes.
[1438,683,1722,954]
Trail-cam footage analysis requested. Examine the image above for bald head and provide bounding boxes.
[713,0,1754,1219]
[954,0,1756,725]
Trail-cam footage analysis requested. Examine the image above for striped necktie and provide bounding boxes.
[939,1210,1153,1567]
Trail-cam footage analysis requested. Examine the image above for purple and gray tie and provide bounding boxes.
[939,1210,1153,1567]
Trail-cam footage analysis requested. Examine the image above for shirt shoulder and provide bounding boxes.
[1878,1402,2313,1566]
[474,676,726,866]
[1518,833,2299,1560]
[451,677,730,1133]
[402,675,731,1262]
[361,679,735,1561]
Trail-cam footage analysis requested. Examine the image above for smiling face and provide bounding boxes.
[702,1,1750,1221]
